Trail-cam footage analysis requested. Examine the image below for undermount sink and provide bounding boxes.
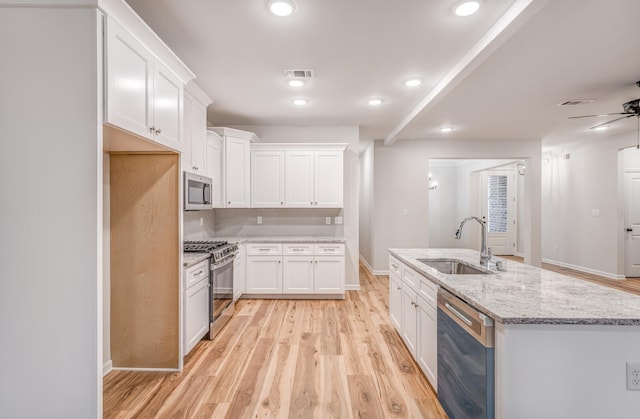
[417,258,493,275]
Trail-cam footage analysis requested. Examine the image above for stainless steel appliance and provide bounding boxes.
[184,172,212,211]
[184,240,238,339]
[437,288,495,419]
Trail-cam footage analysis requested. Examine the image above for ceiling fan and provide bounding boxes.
[568,81,640,129]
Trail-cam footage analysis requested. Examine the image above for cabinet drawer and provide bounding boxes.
[185,259,210,290]
[402,265,419,291]
[419,277,438,309]
[284,243,313,255]
[389,256,402,278]
[313,243,345,256]
[246,243,283,255]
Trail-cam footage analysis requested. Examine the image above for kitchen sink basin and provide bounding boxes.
[417,258,493,275]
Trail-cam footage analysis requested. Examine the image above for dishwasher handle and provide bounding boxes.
[438,288,495,348]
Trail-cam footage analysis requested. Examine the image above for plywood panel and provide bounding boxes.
[110,154,179,369]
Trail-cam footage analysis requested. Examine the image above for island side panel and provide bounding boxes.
[495,323,640,419]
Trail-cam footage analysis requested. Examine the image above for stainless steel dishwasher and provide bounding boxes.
[437,288,495,419]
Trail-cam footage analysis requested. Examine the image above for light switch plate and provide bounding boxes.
[591,209,600,217]
[334,216,343,225]
[402,209,409,216]
[257,216,262,224]
[199,217,204,226]
[326,217,332,225]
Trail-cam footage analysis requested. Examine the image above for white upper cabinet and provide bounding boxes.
[251,151,285,208]
[313,151,343,208]
[206,131,223,208]
[209,128,259,208]
[183,83,212,176]
[285,151,314,207]
[104,15,192,152]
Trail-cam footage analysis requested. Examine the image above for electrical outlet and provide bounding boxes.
[326,217,332,225]
[199,217,204,226]
[627,362,640,390]
[334,216,343,225]
[257,216,262,225]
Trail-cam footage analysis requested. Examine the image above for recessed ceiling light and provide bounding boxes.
[368,98,383,106]
[454,1,481,17]
[268,0,295,17]
[288,80,304,87]
[592,125,609,131]
[404,79,422,87]
[293,99,307,106]
[441,127,454,132]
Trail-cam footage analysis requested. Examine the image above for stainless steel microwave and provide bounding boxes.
[184,172,212,211]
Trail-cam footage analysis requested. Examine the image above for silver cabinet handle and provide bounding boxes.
[228,201,231,205]
[281,201,284,205]
[310,201,313,205]
[278,260,281,264]
[155,128,161,135]
[193,270,204,276]
[149,127,154,133]
[397,287,401,290]
[258,248,270,252]
[445,302,473,327]
[315,201,318,205]
[391,263,399,269]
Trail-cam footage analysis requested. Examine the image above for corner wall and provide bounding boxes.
[359,142,374,269]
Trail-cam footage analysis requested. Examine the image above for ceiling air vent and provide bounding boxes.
[557,99,596,106]
[284,69,315,79]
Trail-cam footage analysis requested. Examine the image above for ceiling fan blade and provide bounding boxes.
[568,112,632,119]
[590,115,635,129]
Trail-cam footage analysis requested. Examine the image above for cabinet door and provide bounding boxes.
[206,131,223,208]
[314,151,343,208]
[313,256,344,293]
[225,136,250,208]
[246,256,282,293]
[105,16,153,140]
[184,279,210,355]
[251,151,285,208]
[285,151,314,207]
[187,98,207,174]
[389,274,402,331]
[152,60,183,151]
[233,250,245,300]
[283,256,314,293]
[401,285,417,356]
[417,296,438,389]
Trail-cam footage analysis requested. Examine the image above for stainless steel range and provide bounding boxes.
[184,240,238,339]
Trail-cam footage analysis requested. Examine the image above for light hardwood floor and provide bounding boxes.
[103,265,447,418]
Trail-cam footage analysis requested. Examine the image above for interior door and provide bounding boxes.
[481,170,516,256]
[625,172,640,277]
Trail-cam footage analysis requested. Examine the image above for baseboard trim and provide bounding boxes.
[103,360,112,376]
[542,258,625,280]
[345,284,361,291]
[516,252,525,258]
[359,255,388,276]
[111,366,181,372]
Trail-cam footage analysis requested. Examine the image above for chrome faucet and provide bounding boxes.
[455,216,491,266]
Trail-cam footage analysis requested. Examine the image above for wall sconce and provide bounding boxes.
[517,163,526,176]
[428,173,438,190]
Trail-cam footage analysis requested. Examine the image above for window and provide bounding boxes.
[487,175,508,233]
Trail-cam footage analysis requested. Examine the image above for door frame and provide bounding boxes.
[480,168,517,256]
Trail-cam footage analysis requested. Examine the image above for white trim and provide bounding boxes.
[251,143,348,152]
[516,252,525,258]
[542,258,625,280]
[112,367,181,372]
[374,270,390,276]
[359,254,374,274]
[103,360,112,377]
[208,127,260,142]
[241,294,345,300]
[345,284,361,291]
[185,81,213,107]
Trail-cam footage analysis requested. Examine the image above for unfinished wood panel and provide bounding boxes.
[110,154,179,369]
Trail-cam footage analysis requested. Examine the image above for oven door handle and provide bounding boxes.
[211,255,236,270]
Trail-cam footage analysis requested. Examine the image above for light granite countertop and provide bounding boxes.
[389,248,640,326]
[183,253,210,268]
[198,236,345,244]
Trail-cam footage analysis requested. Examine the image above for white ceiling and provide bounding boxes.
[125,0,640,146]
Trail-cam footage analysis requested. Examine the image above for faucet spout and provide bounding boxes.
[454,216,491,266]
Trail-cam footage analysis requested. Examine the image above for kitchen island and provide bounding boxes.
[390,248,640,419]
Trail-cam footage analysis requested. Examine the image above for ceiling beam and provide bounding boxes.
[383,0,550,146]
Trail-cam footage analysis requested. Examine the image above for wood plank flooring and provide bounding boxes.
[501,256,640,296]
[103,265,447,419]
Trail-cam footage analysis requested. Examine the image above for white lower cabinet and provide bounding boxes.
[246,256,282,293]
[246,242,345,296]
[184,259,210,356]
[389,273,402,330]
[390,256,438,390]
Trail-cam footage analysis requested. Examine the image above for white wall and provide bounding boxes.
[230,125,360,289]
[0,6,100,418]
[371,138,541,272]
[427,165,460,248]
[542,131,637,278]
[359,142,374,266]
